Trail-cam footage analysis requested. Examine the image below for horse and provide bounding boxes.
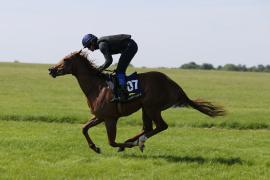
[48,50,225,154]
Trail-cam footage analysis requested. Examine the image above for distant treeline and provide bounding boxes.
[180,62,270,72]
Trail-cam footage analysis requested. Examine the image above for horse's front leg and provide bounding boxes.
[82,117,104,153]
[104,119,135,149]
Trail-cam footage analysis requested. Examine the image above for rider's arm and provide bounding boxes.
[98,42,113,71]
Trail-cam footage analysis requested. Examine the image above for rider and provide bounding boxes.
[82,34,138,102]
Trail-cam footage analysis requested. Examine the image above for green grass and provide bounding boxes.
[1,62,270,129]
[0,120,269,179]
[1,62,270,179]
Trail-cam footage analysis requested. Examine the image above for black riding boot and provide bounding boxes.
[111,72,129,103]
[118,85,129,102]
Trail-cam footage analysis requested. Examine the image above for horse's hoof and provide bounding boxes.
[139,144,145,153]
[90,144,101,154]
[95,147,101,154]
[118,147,125,152]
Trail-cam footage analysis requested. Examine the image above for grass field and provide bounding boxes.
[0,62,270,179]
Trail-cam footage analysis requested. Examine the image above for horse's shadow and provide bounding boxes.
[121,154,246,166]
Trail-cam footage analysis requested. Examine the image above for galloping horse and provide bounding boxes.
[49,51,225,153]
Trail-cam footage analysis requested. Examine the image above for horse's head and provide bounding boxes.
[48,50,83,78]
[49,50,102,79]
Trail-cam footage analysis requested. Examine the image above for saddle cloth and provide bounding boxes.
[106,72,143,99]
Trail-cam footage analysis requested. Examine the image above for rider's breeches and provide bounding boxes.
[116,39,138,73]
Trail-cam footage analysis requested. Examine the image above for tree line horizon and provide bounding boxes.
[7,60,270,73]
[177,62,270,72]
[127,62,270,73]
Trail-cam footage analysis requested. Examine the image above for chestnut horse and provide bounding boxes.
[49,51,225,154]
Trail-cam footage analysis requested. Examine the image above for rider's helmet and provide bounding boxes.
[82,34,97,48]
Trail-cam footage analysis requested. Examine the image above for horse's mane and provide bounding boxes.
[70,50,108,79]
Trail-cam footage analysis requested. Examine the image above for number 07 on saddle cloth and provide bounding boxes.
[107,72,143,99]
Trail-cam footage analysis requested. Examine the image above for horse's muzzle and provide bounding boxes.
[48,68,57,78]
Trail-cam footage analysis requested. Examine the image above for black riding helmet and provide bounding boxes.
[82,34,98,48]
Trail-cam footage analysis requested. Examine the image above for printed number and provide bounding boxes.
[127,80,138,92]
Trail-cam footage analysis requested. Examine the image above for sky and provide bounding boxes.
[0,0,270,67]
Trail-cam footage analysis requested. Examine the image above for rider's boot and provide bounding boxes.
[111,72,128,102]
[118,85,129,102]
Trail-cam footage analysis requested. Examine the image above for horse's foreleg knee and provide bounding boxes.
[82,117,103,153]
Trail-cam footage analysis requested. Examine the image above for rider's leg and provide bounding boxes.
[116,39,138,73]
[114,39,138,102]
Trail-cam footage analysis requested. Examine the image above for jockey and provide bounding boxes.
[82,34,138,102]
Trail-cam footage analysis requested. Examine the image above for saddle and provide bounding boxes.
[106,72,143,102]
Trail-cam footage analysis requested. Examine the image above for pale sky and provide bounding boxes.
[1,0,270,67]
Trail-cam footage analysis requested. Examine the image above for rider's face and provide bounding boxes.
[89,44,95,51]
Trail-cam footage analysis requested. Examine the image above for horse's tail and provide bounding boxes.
[186,98,226,117]
[173,87,226,117]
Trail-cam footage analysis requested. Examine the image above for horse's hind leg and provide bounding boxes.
[118,109,153,152]
[138,109,168,150]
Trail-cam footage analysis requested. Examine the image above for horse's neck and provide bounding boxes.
[74,73,105,100]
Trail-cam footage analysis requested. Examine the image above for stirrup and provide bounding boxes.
[110,97,120,103]
[110,95,120,103]
[110,91,128,103]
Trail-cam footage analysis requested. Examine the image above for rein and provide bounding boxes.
[104,69,114,73]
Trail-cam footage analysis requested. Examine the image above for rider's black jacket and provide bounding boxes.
[96,34,132,71]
